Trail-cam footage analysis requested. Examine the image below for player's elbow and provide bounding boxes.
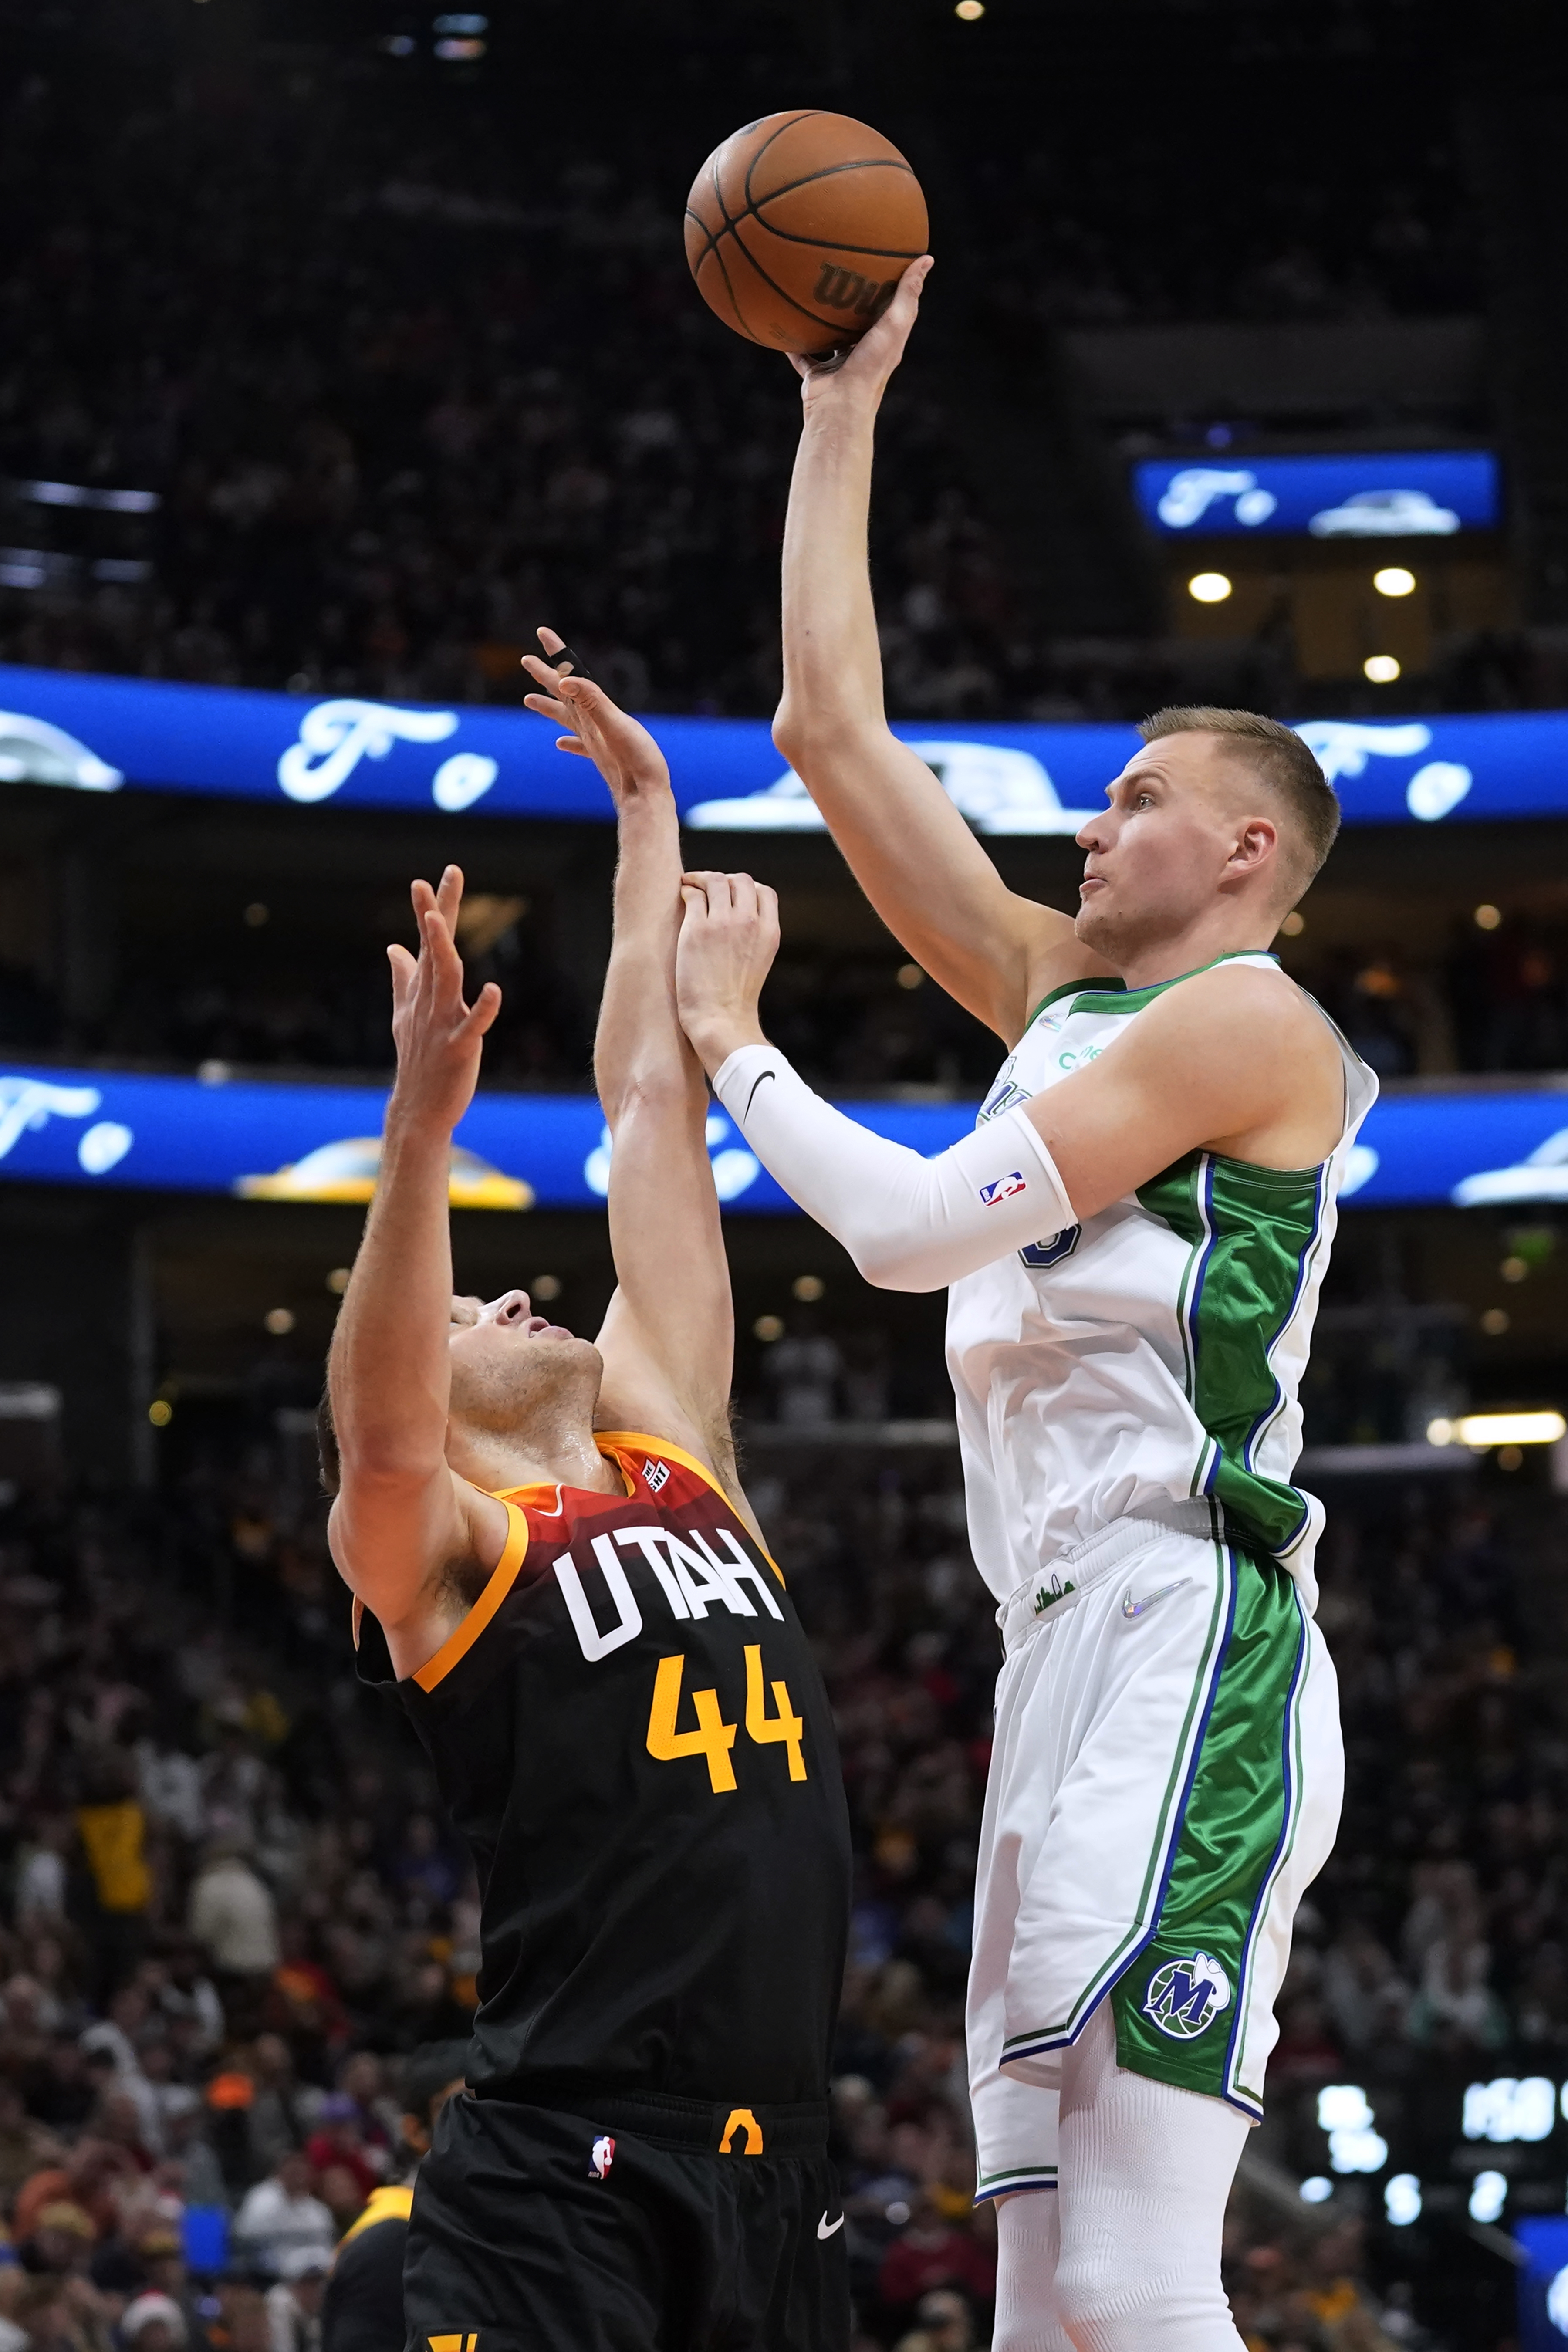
[774,702,855,766]
[775,705,894,791]
[845,1235,946,1294]
[597,1062,701,1135]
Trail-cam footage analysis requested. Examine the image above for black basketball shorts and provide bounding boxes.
[402,2088,851,2352]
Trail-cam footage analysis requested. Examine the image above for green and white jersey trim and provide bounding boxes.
[946,953,1377,1615]
[996,1543,1312,2118]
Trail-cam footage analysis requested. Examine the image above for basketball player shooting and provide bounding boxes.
[324,639,852,2352]
[671,264,1376,2351]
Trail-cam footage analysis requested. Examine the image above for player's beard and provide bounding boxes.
[450,1332,603,1449]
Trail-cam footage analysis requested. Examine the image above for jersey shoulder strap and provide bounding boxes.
[336,2184,414,2251]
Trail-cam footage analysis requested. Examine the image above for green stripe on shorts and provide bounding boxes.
[1109,1551,1305,2104]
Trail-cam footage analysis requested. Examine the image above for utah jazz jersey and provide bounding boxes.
[946,953,1376,1613]
[354,1433,850,2109]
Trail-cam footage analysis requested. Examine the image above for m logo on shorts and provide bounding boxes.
[1142,1952,1232,2040]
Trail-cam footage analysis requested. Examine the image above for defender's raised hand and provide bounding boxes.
[387,865,501,1133]
[522,625,671,810]
[675,870,781,1076]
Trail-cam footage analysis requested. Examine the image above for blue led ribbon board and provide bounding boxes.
[1132,450,1499,539]
[1,663,1565,829]
[0,1064,1562,1213]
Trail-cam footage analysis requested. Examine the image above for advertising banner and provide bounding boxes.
[3,663,1565,832]
[1131,450,1499,540]
[0,1062,1563,1215]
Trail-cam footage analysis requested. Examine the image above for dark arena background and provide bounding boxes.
[4,2,1568,2347]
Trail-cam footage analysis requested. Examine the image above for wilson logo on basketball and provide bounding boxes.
[811,263,899,320]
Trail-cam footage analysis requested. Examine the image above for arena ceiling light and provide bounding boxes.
[1364,654,1401,683]
[1385,2176,1422,2226]
[1187,572,1232,603]
[1426,1411,1567,1449]
[1374,567,1417,597]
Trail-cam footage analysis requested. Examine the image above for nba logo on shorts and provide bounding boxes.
[1142,1952,1231,2039]
[589,2134,616,2180]
[979,1172,1027,1207]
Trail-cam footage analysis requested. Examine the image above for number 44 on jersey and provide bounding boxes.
[647,1645,807,1793]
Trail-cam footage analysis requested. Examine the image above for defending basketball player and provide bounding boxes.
[669,263,1375,2352]
[324,641,852,2352]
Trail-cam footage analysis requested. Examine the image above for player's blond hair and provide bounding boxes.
[1138,706,1339,893]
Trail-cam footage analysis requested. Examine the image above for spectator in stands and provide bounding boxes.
[893,2288,976,2352]
[73,1760,152,2004]
[231,2153,334,2282]
[263,2250,328,2352]
[186,1843,280,1985]
[119,2292,188,2352]
[877,2194,995,2332]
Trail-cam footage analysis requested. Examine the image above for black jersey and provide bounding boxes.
[355,1432,851,2112]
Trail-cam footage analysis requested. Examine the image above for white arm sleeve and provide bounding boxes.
[713,1044,1076,1293]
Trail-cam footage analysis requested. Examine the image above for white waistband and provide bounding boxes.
[997,1504,1219,1655]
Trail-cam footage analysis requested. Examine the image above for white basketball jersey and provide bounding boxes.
[946,952,1377,1615]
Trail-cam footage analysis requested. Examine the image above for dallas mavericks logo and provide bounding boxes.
[1142,1952,1232,2040]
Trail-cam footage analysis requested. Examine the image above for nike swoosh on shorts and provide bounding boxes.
[817,2213,845,2239]
[1121,1577,1191,1619]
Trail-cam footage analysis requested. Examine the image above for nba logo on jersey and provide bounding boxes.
[589,2133,616,2180]
[642,1458,670,1494]
[979,1172,1027,1207]
[1142,1952,1232,2040]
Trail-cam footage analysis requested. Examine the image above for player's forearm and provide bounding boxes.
[712,1043,1075,1292]
[329,1108,454,1480]
[595,784,704,1125]
[771,395,1054,1039]
[775,396,887,755]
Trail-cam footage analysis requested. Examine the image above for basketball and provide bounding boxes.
[684,111,929,357]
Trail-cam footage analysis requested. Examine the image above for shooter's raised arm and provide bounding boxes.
[773,260,1104,1044]
[522,638,754,1528]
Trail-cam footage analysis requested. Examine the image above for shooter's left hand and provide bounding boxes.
[675,869,781,1076]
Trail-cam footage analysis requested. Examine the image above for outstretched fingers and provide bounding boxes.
[434,863,464,932]
[458,979,503,1040]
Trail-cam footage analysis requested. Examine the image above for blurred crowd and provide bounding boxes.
[0,1417,1558,2349]
[5,908,1568,1088]
[1290,915,1568,1083]
[0,52,995,724]
[0,8,1543,734]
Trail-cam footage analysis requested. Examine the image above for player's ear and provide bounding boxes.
[1232,816,1278,875]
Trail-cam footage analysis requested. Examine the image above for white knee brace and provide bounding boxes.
[1051,2004,1250,2352]
[993,2190,1074,2352]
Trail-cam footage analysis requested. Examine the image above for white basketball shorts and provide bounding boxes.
[968,1511,1342,2201]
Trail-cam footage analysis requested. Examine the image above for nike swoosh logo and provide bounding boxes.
[744,1068,777,1119]
[1121,1577,1191,1619]
[817,2213,845,2239]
